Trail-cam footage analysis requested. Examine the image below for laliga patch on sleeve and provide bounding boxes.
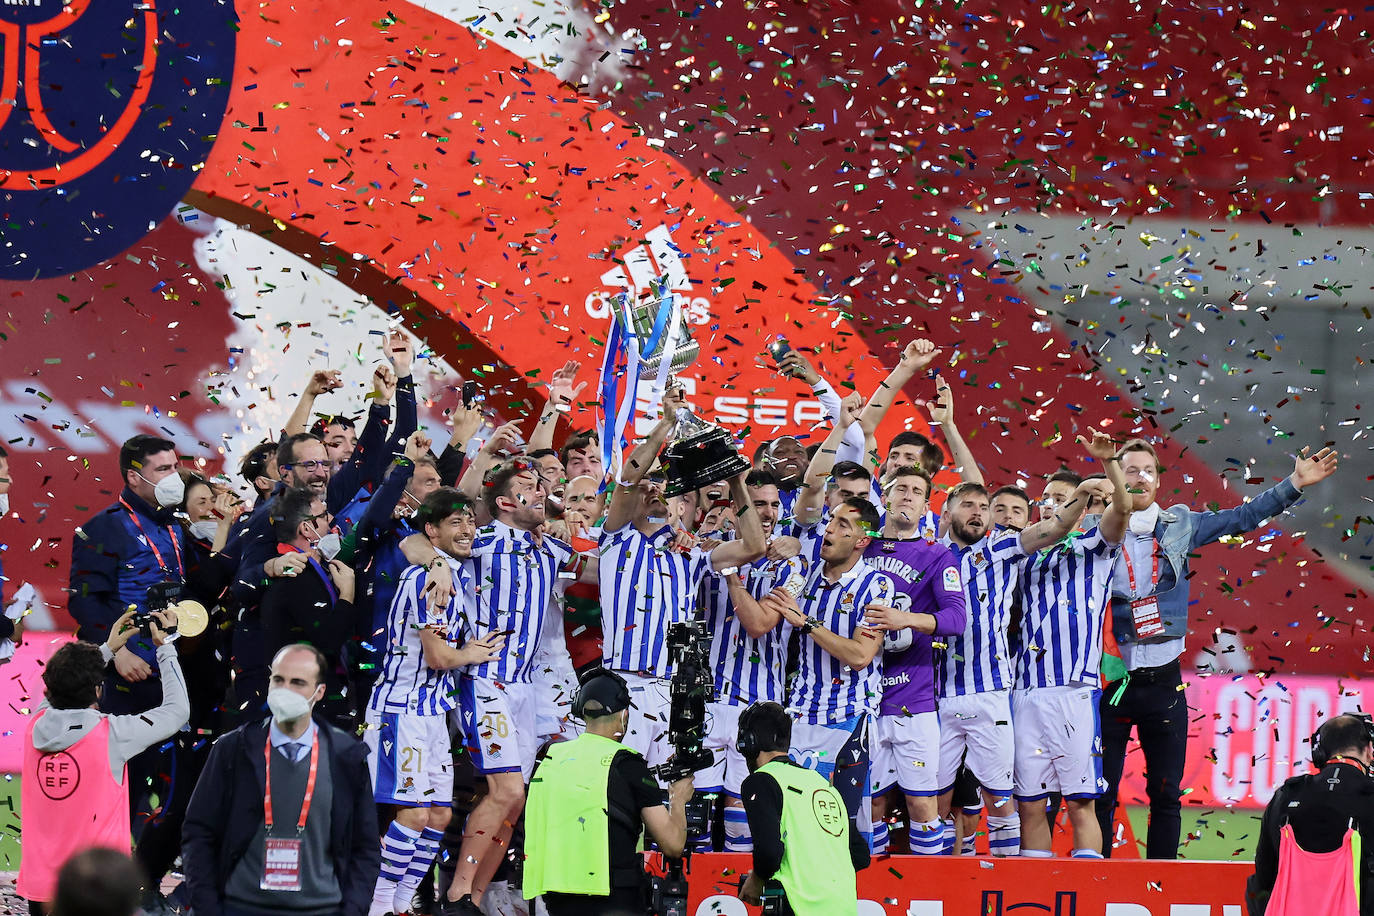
[942,566,961,592]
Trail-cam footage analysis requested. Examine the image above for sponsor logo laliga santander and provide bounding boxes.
[0,0,235,278]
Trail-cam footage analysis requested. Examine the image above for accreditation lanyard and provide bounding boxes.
[260,730,320,892]
[1122,541,1164,638]
[264,730,320,834]
[119,498,184,577]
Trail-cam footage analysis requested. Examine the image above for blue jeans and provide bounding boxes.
[1095,659,1189,859]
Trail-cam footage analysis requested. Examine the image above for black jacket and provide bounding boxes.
[181,716,380,916]
[1248,761,1374,915]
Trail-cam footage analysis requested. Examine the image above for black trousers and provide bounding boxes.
[1095,659,1189,859]
[543,888,644,916]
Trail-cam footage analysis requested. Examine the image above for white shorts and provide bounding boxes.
[937,689,1014,798]
[455,677,540,781]
[700,701,747,797]
[1012,684,1105,801]
[870,711,941,796]
[530,647,580,742]
[615,671,673,773]
[364,708,454,807]
[789,715,869,784]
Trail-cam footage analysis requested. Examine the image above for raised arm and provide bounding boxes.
[928,373,983,486]
[856,338,942,438]
[1190,446,1339,549]
[707,473,767,572]
[777,350,866,463]
[529,360,586,453]
[794,392,863,528]
[457,420,523,500]
[283,369,342,438]
[437,402,485,487]
[1079,428,1132,544]
[387,331,418,447]
[603,387,682,532]
[1018,481,1096,554]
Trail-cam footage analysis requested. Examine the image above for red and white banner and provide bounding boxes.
[678,852,1249,916]
[1119,674,1368,810]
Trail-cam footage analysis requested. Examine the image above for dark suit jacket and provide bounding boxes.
[181,716,380,916]
[260,559,355,723]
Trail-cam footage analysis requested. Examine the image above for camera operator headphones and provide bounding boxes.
[571,668,631,721]
[737,702,788,760]
[1309,712,1374,768]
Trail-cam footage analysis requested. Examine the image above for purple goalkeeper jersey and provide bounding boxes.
[863,536,966,716]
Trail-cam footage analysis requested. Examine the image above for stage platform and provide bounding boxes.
[679,852,1249,915]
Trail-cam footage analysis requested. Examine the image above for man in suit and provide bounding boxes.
[182,643,380,916]
[260,487,357,727]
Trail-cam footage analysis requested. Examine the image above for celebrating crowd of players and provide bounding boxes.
[29,329,1341,916]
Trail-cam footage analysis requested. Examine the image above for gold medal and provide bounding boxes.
[172,599,210,638]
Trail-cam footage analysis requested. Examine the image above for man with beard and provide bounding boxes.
[932,473,1114,858]
[442,460,597,915]
[698,469,803,852]
[598,387,765,774]
[365,489,504,916]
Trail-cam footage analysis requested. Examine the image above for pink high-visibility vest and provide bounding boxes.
[1267,823,1362,916]
[17,714,131,903]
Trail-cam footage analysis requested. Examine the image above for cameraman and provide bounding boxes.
[17,608,187,912]
[738,702,867,916]
[1247,714,1374,915]
[523,669,693,916]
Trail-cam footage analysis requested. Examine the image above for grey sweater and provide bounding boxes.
[31,642,190,782]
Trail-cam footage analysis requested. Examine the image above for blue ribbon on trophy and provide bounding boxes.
[595,279,687,486]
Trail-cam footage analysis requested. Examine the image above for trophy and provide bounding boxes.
[617,289,699,373]
[661,383,751,498]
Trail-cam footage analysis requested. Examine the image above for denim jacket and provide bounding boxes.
[1110,478,1303,646]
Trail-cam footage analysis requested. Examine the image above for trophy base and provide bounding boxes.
[662,427,751,498]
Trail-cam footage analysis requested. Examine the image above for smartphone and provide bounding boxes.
[767,337,792,364]
[462,380,479,407]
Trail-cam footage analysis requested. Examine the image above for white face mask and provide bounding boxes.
[316,531,342,562]
[188,520,218,541]
[0,494,10,516]
[266,686,314,724]
[144,472,185,508]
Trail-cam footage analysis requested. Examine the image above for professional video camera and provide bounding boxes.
[651,619,716,787]
[649,620,716,916]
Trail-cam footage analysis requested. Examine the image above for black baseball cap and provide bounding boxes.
[575,668,632,717]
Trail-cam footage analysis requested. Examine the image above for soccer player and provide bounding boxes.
[442,460,592,915]
[862,465,967,855]
[739,499,897,845]
[365,489,504,916]
[1013,430,1131,859]
[699,469,803,852]
[598,387,765,770]
[934,476,1113,858]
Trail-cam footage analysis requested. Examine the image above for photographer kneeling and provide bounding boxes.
[18,608,186,913]
[524,669,693,916]
[738,702,869,916]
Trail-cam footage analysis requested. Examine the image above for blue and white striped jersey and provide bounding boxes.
[461,520,572,684]
[1014,526,1120,689]
[937,530,1027,698]
[700,552,800,705]
[369,557,473,716]
[786,557,896,725]
[598,523,713,678]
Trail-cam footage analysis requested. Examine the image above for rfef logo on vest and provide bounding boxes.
[810,789,845,838]
[0,0,236,278]
[35,750,80,800]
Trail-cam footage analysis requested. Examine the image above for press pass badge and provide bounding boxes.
[261,732,320,892]
[1130,596,1165,638]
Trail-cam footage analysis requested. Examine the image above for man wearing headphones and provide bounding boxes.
[1247,714,1374,915]
[737,702,868,916]
[523,669,693,916]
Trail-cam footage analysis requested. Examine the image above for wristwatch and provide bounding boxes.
[800,617,820,635]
